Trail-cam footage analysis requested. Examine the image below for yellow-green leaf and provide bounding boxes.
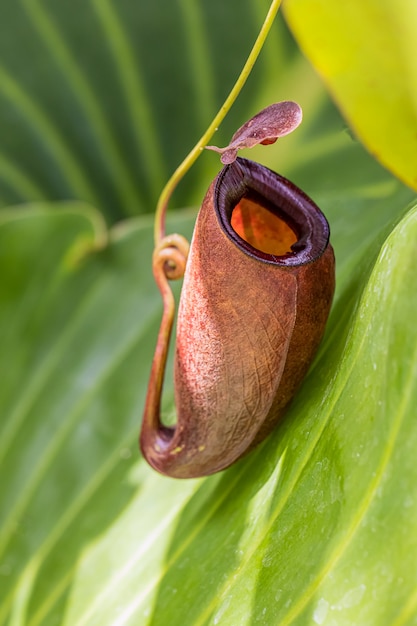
[284,0,417,191]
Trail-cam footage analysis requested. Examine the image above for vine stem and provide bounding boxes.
[153,0,282,246]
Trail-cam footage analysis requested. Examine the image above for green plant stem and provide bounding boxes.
[153,0,282,246]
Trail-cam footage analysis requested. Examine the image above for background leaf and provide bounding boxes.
[0,0,295,220]
[1,1,417,625]
[284,0,417,192]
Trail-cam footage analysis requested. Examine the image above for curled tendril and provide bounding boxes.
[142,234,190,439]
[153,234,190,282]
[152,233,190,357]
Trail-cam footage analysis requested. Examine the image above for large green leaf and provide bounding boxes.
[2,1,417,625]
[283,0,417,193]
[1,163,417,624]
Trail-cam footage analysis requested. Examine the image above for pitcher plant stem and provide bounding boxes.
[153,0,282,246]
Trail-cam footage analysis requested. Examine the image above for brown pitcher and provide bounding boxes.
[141,157,335,478]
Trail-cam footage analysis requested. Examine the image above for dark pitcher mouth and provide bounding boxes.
[214,157,330,266]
